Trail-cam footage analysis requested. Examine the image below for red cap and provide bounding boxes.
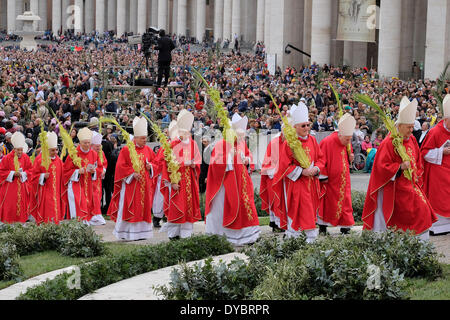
[0,127,6,135]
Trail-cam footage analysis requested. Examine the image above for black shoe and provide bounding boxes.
[319,225,327,236]
[153,217,161,228]
[430,230,450,236]
[169,236,180,241]
[271,222,285,233]
[340,227,351,235]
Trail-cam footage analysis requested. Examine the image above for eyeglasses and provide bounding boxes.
[301,123,311,128]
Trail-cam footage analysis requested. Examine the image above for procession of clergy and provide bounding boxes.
[1,94,450,245]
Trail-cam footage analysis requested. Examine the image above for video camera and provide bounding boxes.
[142,27,160,57]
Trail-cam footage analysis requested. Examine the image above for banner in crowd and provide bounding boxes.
[336,0,377,43]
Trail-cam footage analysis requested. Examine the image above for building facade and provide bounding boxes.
[0,0,449,80]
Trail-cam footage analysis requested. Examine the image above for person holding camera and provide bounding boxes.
[155,30,175,87]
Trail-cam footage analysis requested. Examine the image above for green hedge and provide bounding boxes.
[17,235,234,300]
[156,230,443,300]
[0,221,106,281]
[351,190,366,222]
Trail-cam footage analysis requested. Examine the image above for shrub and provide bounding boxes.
[17,235,234,300]
[351,190,366,222]
[0,243,22,281]
[57,222,105,258]
[156,234,308,300]
[155,257,256,300]
[254,188,268,217]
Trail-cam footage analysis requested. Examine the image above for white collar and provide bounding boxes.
[299,135,308,140]
[444,121,450,132]
[80,147,90,153]
[181,138,190,144]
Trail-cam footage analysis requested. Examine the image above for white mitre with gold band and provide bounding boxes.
[77,127,93,142]
[47,132,58,149]
[443,94,450,119]
[91,131,102,145]
[396,97,418,125]
[177,109,194,134]
[338,113,356,136]
[168,120,179,140]
[11,132,28,153]
[291,102,309,126]
[231,113,248,134]
[133,116,148,137]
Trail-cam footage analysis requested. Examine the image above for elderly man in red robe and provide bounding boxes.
[91,132,107,221]
[260,131,286,232]
[29,132,64,225]
[420,94,450,235]
[272,103,325,243]
[0,132,32,224]
[362,97,437,241]
[160,110,202,240]
[63,127,104,225]
[318,113,356,235]
[108,117,157,240]
[205,113,260,245]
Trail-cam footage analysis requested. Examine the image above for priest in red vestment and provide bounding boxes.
[91,132,108,221]
[362,97,437,240]
[420,94,450,235]
[160,110,202,240]
[318,113,356,235]
[152,120,178,229]
[260,132,286,231]
[272,102,325,243]
[108,117,157,240]
[0,132,32,224]
[29,132,64,225]
[63,127,104,225]
[205,113,260,245]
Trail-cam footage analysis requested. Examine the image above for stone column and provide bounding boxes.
[303,0,312,64]
[1,0,7,31]
[413,0,427,67]
[96,0,106,34]
[214,0,223,42]
[85,0,94,33]
[231,0,240,45]
[30,0,39,30]
[378,0,402,78]
[107,0,117,32]
[151,0,158,27]
[425,0,448,80]
[52,0,61,35]
[137,0,147,34]
[116,0,126,36]
[343,41,353,66]
[38,0,48,31]
[129,0,137,33]
[400,0,415,75]
[7,0,15,33]
[177,0,187,36]
[61,0,70,31]
[223,0,232,42]
[263,0,270,46]
[310,0,332,65]
[172,0,178,34]
[256,0,264,43]
[158,0,167,30]
[74,0,84,34]
[196,0,206,42]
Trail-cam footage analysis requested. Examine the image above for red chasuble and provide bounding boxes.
[260,135,287,228]
[107,143,156,223]
[272,135,325,232]
[29,154,64,225]
[63,146,100,222]
[362,134,437,234]
[161,138,202,224]
[420,120,450,218]
[205,139,259,230]
[92,151,107,216]
[318,132,354,227]
[0,151,32,223]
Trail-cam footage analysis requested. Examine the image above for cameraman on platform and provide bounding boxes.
[154,29,175,87]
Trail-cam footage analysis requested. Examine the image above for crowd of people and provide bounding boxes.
[0,36,449,245]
